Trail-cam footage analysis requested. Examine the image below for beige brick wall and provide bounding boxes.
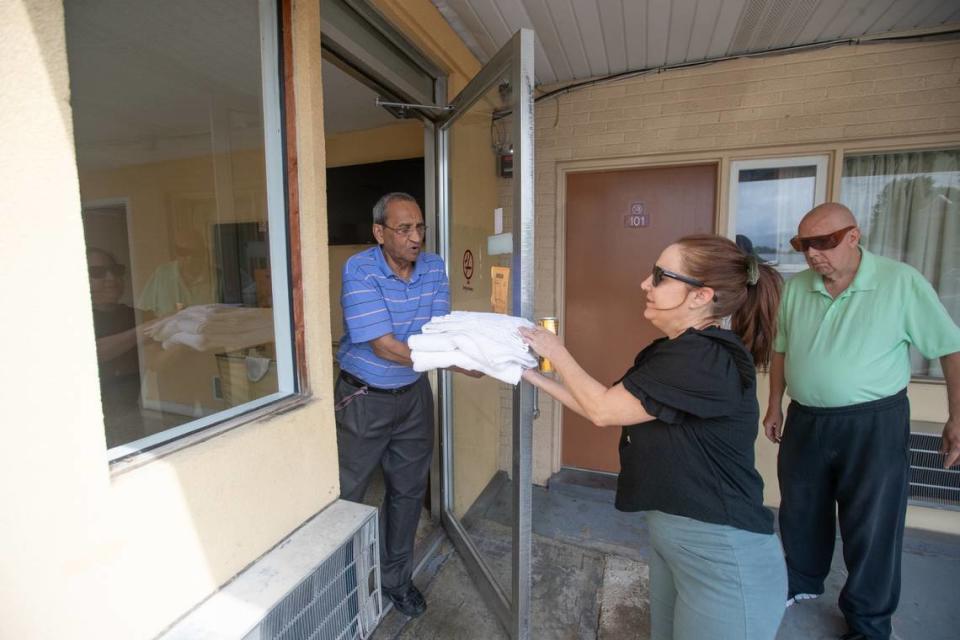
[526,40,960,489]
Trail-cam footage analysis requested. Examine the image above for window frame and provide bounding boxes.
[727,154,830,275]
[63,0,306,464]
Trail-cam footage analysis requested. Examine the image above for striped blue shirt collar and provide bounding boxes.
[373,244,428,284]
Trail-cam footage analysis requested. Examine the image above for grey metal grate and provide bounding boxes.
[909,432,959,510]
[245,514,382,640]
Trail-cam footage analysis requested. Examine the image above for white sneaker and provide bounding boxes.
[786,592,819,608]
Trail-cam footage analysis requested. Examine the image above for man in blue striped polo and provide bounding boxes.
[335,192,451,618]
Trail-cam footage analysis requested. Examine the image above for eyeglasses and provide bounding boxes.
[379,222,427,237]
[652,265,706,288]
[88,264,126,279]
[789,225,856,252]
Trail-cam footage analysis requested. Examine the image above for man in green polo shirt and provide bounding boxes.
[763,202,960,640]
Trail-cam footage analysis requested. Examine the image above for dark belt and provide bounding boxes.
[339,370,418,395]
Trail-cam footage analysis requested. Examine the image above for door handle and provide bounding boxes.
[532,385,540,420]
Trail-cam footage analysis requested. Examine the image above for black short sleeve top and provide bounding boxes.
[614,327,773,534]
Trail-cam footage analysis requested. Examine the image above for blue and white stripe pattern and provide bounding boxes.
[337,246,450,388]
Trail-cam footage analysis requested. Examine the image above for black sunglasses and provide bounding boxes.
[652,265,705,288]
[88,264,126,279]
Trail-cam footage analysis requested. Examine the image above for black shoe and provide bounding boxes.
[386,584,427,618]
[839,633,867,640]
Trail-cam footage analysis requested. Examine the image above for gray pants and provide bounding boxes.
[647,511,787,640]
[335,373,434,595]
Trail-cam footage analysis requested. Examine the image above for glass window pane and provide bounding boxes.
[731,159,825,276]
[66,0,291,454]
[840,149,960,380]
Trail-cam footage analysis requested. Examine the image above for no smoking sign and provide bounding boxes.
[462,249,474,281]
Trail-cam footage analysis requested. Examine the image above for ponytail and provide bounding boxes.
[730,262,782,369]
[675,235,783,369]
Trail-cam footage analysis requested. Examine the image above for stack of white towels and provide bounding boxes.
[408,311,538,385]
[144,304,274,351]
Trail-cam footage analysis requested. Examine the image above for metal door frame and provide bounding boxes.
[436,29,535,640]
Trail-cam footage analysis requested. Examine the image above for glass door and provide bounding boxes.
[436,29,535,640]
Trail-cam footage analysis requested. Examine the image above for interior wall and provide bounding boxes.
[0,1,340,638]
[326,120,422,168]
[531,39,960,533]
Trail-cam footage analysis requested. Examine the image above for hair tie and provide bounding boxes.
[746,255,760,286]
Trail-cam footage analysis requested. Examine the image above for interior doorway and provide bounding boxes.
[563,164,717,473]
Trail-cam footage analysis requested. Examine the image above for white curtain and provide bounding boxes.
[841,150,960,379]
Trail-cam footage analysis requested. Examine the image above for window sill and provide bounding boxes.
[109,393,314,477]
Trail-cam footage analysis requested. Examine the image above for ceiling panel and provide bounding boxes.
[707,0,748,58]
[571,0,610,77]
[444,0,502,59]
[845,0,898,36]
[623,0,649,71]
[898,0,945,30]
[925,2,960,26]
[869,0,919,33]
[473,0,516,45]
[646,0,672,67]
[819,0,885,41]
[494,0,558,84]
[545,0,595,79]
[688,0,726,61]
[597,0,629,74]
[523,0,575,83]
[433,0,960,86]
[776,0,822,45]
[666,0,699,64]
[752,0,795,50]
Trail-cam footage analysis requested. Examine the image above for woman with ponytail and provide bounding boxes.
[520,234,786,640]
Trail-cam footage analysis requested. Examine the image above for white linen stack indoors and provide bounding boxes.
[408,311,538,385]
[144,304,274,351]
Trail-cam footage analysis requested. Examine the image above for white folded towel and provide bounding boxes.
[408,311,537,385]
[145,304,274,351]
[410,350,524,385]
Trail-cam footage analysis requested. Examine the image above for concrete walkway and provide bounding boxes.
[371,470,960,640]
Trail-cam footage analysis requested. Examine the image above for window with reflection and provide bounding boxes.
[67,0,294,458]
[729,156,828,275]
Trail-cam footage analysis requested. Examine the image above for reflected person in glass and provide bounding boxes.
[86,247,147,447]
[521,235,787,640]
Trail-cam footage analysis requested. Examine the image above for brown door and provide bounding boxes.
[563,164,716,473]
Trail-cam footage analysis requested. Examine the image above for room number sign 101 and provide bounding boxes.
[624,202,649,228]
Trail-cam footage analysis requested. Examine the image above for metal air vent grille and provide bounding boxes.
[244,514,381,640]
[909,432,959,510]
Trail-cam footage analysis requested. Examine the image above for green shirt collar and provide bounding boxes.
[810,247,877,296]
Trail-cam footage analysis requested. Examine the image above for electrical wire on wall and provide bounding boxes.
[489,27,960,128]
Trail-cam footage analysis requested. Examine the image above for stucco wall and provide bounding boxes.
[0,1,340,638]
[528,39,960,531]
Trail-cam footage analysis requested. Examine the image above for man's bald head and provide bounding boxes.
[799,203,857,236]
[795,202,861,281]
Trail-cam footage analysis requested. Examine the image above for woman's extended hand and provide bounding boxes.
[518,325,563,360]
[521,367,545,385]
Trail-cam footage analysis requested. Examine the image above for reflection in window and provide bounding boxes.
[68,0,291,456]
[840,149,960,379]
[730,157,827,275]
